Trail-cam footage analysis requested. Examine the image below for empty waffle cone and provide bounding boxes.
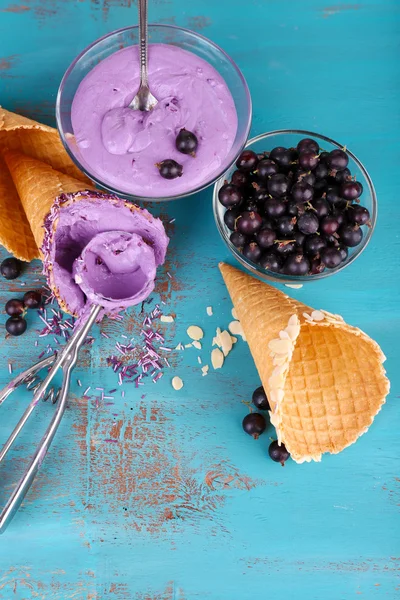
[3,150,96,251]
[219,262,390,463]
[0,108,91,261]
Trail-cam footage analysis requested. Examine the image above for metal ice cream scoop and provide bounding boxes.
[129,0,158,111]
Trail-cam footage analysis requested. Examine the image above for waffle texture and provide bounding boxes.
[219,262,390,463]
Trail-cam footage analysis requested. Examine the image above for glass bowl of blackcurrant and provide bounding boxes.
[213,130,377,281]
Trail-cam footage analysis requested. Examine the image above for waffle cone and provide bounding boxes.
[0,107,91,261]
[3,151,96,251]
[219,262,390,463]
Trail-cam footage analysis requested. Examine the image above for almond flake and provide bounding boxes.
[197,356,202,364]
[161,315,174,323]
[192,340,202,350]
[279,330,290,340]
[187,325,204,341]
[231,336,237,344]
[172,376,183,391]
[302,312,313,322]
[228,320,246,341]
[211,348,224,369]
[268,338,292,354]
[288,314,299,326]
[311,310,325,321]
[272,355,287,366]
[206,306,213,316]
[220,330,233,357]
[285,283,303,289]
[231,307,238,320]
[286,324,300,341]
[175,343,184,350]
[201,365,209,376]
[270,388,284,406]
[184,343,193,348]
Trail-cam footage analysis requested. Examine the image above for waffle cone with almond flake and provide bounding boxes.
[0,107,91,262]
[219,262,390,463]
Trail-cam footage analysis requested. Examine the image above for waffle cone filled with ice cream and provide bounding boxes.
[219,262,390,463]
[0,110,169,317]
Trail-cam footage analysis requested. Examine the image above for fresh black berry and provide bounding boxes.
[339,224,363,247]
[341,181,363,200]
[297,212,319,235]
[274,240,296,256]
[242,412,267,439]
[256,159,279,179]
[294,170,316,186]
[268,440,290,464]
[291,182,314,204]
[268,174,289,197]
[326,186,342,206]
[314,178,328,197]
[311,198,330,218]
[253,186,269,204]
[298,151,319,171]
[1,257,22,280]
[320,215,339,235]
[338,245,348,261]
[293,231,306,250]
[264,197,286,219]
[156,159,183,179]
[224,208,240,231]
[243,242,262,262]
[320,247,343,268]
[237,211,263,235]
[259,251,283,272]
[319,151,330,163]
[334,167,351,184]
[252,386,270,410]
[348,205,370,225]
[310,257,325,274]
[327,149,348,171]
[236,150,259,172]
[283,253,310,275]
[175,128,198,155]
[270,146,292,168]
[256,228,276,249]
[304,234,326,258]
[286,199,299,217]
[331,209,346,227]
[5,298,25,317]
[230,231,247,248]
[218,183,242,208]
[23,290,42,309]
[6,316,27,336]
[231,170,249,188]
[276,215,296,236]
[314,162,329,180]
[297,138,319,155]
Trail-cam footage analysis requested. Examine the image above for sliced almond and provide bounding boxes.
[219,330,233,357]
[288,314,299,326]
[286,324,300,341]
[192,340,202,350]
[211,348,224,369]
[184,343,193,348]
[285,283,303,289]
[231,335,238,344]
[206,306,213,316]
[161,315,174,323]
[279,330,290,340]
[197,356,202,364]
[201,365,209,376]
[172,376,183,390]
[311,310,325,321]
[187,325,204,341]
[213,327,222,347]
[175,342,184,350]
[228,320,246,341]
[268,338,292,354]
[231,307,238,320]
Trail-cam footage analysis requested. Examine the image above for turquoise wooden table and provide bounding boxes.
[0,1,399,598]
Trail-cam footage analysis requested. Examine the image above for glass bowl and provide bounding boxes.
[213,130,377,282]
[56,24,252,202]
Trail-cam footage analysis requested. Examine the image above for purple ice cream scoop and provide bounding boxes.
[41,191,169,317]
[71,43,238,197]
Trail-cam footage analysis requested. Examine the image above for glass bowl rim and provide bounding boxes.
[56,23,252,202]
[213,128,377,282]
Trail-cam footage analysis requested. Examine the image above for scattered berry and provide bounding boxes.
[252,386,270,410]
[23,290,42,309]
[5,298,25,317]
[175,128,198,155]
[242,413,267,439]
[6,316,27,337]
[156,159,183,179]
[268,440,290,465]
[1,257,22,280]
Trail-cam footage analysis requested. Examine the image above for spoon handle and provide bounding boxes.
[138,0,149,87]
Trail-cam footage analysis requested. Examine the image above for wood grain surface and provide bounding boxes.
[0,0,399,598]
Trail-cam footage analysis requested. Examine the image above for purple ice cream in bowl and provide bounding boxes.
[56,25,252,202]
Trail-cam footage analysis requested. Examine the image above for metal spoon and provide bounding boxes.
[129,0,158,111]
